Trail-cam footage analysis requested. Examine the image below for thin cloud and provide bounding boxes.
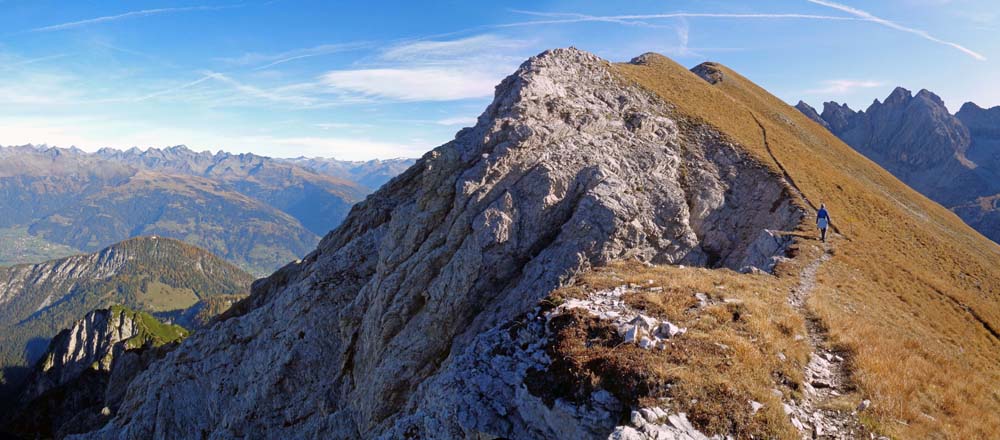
[806,0,986,60]
[8,53,70,67]
[318,35,525,102]
[321,68,499,101]
[315,122,373,130]
[434,117,477,126]
[127,71,360,108]
[204,72,327,106]
[31,5,238,32]
[497,11,862,28]
[225,42,372,71]
[132,75,216,102]
[381,34,529,62]
[507,10,672,28]
[805,79,885,94]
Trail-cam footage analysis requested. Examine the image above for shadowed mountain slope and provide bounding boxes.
[0,237,252,397]
[2,306,188,439]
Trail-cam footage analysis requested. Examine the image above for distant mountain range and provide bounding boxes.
[279,156,416,190]
[796,88,1000,243]
[0,144,415,273]
[0,236,253,396]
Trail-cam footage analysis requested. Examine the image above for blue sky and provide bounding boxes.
[0,0,997,160]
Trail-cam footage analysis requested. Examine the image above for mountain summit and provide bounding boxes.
[69,49,1000,440]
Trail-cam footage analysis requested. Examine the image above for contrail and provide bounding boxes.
[496,11,863,28]
[31,5,238,32]
[806,0,986,60]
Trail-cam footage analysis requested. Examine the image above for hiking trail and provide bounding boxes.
[748,109,868,438]
[784,244,869,439]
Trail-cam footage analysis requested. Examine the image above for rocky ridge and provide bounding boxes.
[797,88,1000,243]
[3,306,186,439]
[16,306,187,403]
[71,48,802,439]
[0,237,252,396]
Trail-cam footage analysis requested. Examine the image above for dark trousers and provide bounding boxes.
[820,227,828,242]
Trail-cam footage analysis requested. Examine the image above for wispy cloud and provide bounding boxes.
[805,79,885,94]
[0,71,84,105]
[806,0,986,60]
[321,68,498,101]
[318,34,526,102]
[132,75,216,102]
[315,122,373,130]
[506,10,674,28]
[222,42,372,70]
[434,117,477,126]
[498,11,862,28]
[31,5,237,32]
[381,34,528,62]
[7,53,70,67]
[128,69,383,109]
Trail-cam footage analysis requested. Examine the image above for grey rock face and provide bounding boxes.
[795,102,830,130]
[18,308,139,403]
[819,102,858,135]
[4,308,183,439]
[840,88,971,172]
[72,48,802,440]
[956,102,1000,175]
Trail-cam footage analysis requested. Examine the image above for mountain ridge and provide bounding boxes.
[0,144,414,273]
[797,87,1000,243]
[67,49,1000,440]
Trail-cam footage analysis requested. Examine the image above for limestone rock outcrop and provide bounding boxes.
[3,307,186,439]
[72,48,802,439]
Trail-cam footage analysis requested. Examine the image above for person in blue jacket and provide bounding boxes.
[817,203,831,242]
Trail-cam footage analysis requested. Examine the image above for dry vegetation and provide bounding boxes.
[604,55,1000,438]
[536,261,809,439]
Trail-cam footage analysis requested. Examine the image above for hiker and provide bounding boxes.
[817,203,831,242]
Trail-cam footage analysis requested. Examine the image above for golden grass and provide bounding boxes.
[613,54,1000,439]
[540,261,811,439]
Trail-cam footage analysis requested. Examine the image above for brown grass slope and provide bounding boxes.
[610,54,1000,438]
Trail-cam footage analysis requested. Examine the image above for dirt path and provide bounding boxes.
[748,111,844,238]
[746,110,867,438]
[784,245,868,439]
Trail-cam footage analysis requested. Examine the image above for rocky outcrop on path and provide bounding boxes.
[71,48,803,439]
[547,285,686,350]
